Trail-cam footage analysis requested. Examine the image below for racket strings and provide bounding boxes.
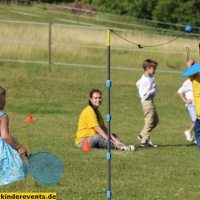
[28,152,63,184]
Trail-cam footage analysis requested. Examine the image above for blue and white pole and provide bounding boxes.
[106,29,112,200]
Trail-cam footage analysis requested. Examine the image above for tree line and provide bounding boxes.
[3,0,199,32]
[51,0,199,32]
[86,0,200,31]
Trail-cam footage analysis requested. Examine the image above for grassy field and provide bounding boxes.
[0,4,200,71]
[1,4,200,200]
[0,21,199,70]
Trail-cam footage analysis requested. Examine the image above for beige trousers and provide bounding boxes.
[140,100,159,143]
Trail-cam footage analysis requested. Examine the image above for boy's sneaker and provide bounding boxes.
[184,130,193,141]
[120,145,139,151]
[138,135,157,147]
[147,140,157,148]
[140,140,157,148]
[137,135,142,140]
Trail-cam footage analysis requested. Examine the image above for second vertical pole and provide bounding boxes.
[48,21,51,73]
[106,29,112,200]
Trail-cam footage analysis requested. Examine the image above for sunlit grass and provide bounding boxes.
[0,64,200,200]
[1,5,200,200]
[0,22,199,70]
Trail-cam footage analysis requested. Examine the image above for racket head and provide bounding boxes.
[28,151,63,184]
[182,62,200,77]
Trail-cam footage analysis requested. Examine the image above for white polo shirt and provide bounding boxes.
[136,74,158,103]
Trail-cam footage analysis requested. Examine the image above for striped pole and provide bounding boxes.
[106,29,112,200]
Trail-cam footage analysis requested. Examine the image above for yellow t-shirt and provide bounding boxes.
[191,72,200,117]
[75,105,104,145]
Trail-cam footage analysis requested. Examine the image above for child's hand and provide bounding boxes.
[152,83,156,88]
[185,99,193,104]
[18,146,30,157]
[115,141,125,148]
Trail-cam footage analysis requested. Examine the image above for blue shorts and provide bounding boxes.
[187,103,196,122]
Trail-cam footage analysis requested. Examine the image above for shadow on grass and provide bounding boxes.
[157,143,197,147]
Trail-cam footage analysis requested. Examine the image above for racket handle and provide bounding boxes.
[26,153,32,158]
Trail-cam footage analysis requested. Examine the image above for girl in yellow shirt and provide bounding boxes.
[75,89,138,151]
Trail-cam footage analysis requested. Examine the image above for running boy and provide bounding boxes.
[136,59,159,148]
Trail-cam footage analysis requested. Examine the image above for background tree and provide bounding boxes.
[84,0,157,17]
[153,0,200,31]
[125,0,158,19]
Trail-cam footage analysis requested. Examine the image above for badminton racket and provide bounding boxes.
[27,151,63,184]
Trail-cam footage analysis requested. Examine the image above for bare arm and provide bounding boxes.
[178,93,192,104]
[101,125,125,147]
[94,126,108,140]
[1,114,29,156]
[94,126,124,148]
[152,83,156,88]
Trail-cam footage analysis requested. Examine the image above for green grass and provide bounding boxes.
[1,63,200,200]
[1,4,200,200]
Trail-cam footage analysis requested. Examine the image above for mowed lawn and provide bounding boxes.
[1,4,200,200]
[0,62,200,200]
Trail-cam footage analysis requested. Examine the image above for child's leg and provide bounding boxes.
[188,123,195,133]
[140,101,156,143]
[184,104,196,141]
[187,104,196,132]
[194,119,200,149]
[152,109,159,130]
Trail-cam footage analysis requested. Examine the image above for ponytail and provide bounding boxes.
[88,89,102,122]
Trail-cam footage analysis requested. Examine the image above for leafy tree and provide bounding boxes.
[40,0,74,3]
[153,0,200,31]
[125,0,158,19]
[84,0,157,17]
[84,0,128,15]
